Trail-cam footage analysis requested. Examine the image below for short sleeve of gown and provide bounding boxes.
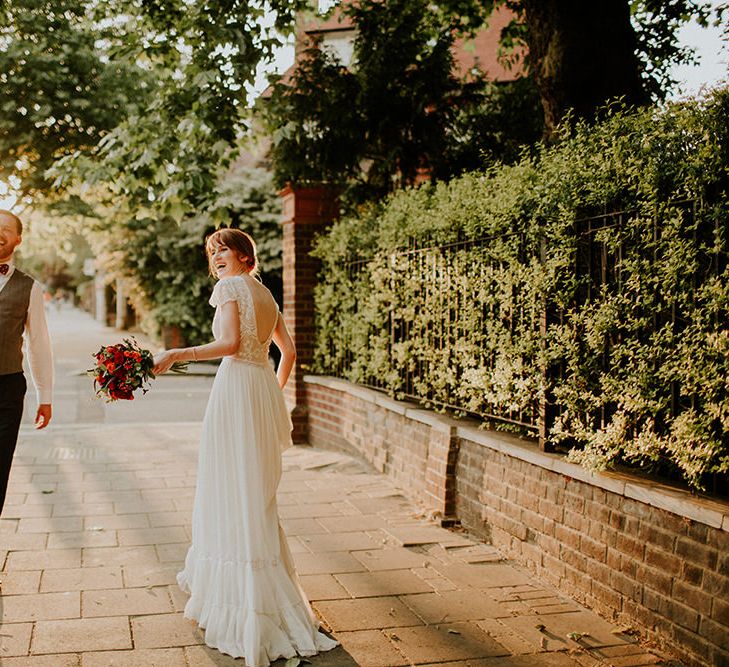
[209,278,241,307]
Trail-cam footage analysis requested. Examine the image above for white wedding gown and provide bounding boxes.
[177,275,338,666]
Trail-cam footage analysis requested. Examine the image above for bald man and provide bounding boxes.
[0,209,53,515]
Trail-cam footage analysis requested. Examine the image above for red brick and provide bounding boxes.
[642,587,666,613]
[623,517,641,537]
[590,579,622,610]
[645,545,681,575]
[673,580,712,615]
[622,597,657,629]
[563,492,585,514]
[587,521,610,545]
[521,508,544,533]
[555,524,580,550]
[707,526,729,552]
[523,477,547,498]
[619,554,638,578]
[710,647,729,667]
[609,510,626,530]
[544,485,564,504]
[676,537,718,570]
[686,520,709,544]
[561,546,587,571]
[639,565,673,596]
[564,477,592,499]
[538,534,560,558]
[542,553,566,580]
[584,500,610,524]
[609,570,641,599]
[699,616,729,652]
[564,563,592,590]
[672,624,711,662]
[651,507,688,535]
[538,498,564,523]
[717,551,729,578]
[664,600,699,632]
[701,571,729,599]
[606,547,621,570]
[713,598,729,625]
[581,535,607,562]
[585,557,611,585]
[638,524,675,551]
[497,513,527,542]
[562,508,584,530]
[616,533,645,560]
[679,562,704,587]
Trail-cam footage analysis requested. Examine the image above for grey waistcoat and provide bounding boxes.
[0,269,34,376]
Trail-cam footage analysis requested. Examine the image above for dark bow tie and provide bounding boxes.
[0,264,9,276]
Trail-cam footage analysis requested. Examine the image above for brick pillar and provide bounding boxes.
[279,184,339,443]
[424,423,460,524]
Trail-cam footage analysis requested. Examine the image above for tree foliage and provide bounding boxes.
[262,0,543,204]
[56,0,305,221]
[0,0,149,196]
[264,0,719,176]
[312,88,729,491]
[1,0,296,341]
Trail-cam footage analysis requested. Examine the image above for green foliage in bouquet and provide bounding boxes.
[312,87,729,492]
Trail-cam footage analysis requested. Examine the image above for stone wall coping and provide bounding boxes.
[404,409,457,434]
[304,374,729,532]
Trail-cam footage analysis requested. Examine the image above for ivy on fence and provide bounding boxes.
[312,88,729,492]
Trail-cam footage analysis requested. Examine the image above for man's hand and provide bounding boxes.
[35,404,52,429]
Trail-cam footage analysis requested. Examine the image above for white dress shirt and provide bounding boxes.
[0,260,54,404]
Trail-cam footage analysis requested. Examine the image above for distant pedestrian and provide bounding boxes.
[153,228,337,666]
[0,210,53,515]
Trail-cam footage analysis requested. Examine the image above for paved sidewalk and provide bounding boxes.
[0,308,672,666]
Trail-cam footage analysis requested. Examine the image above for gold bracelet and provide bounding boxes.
[191,346,198,362]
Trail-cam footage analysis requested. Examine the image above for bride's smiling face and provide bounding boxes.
[208,242,247,279]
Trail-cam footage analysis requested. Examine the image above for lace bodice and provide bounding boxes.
[209,276,278,366]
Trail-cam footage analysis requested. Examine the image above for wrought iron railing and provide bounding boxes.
[321,198,725,470]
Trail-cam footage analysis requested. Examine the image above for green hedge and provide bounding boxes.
[312,88,729,491]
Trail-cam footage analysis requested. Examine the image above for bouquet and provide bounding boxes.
[89,337,187,402]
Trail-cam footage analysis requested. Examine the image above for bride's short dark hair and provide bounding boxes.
[205,228,259,278]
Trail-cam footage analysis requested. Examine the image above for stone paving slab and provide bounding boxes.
[0,308,676,666]
[1,426,674,666]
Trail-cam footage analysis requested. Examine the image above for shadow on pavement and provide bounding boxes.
[189,641,359,666]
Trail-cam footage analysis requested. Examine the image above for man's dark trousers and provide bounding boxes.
[0,372,26,514]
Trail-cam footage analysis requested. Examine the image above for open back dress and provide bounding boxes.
[177,275,338,666]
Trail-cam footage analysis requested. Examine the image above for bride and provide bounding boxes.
[153,228,338,666]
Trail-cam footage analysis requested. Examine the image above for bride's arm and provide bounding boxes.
[153,301,240,374]
[271,313,296,389]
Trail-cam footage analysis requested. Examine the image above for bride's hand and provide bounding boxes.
[153,350,175,375]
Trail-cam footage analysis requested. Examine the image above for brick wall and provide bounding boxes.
[306,377,459,518]
[304,375,729,666]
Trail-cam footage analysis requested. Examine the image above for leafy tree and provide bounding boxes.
[51,0,307,223]
[0,0,149,197]
[262,0,543,203]
[312,87,729,491]
[280,0,717,148]
[437,0,715,135]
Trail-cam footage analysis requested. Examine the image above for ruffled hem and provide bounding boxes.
[178,550,338,666]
